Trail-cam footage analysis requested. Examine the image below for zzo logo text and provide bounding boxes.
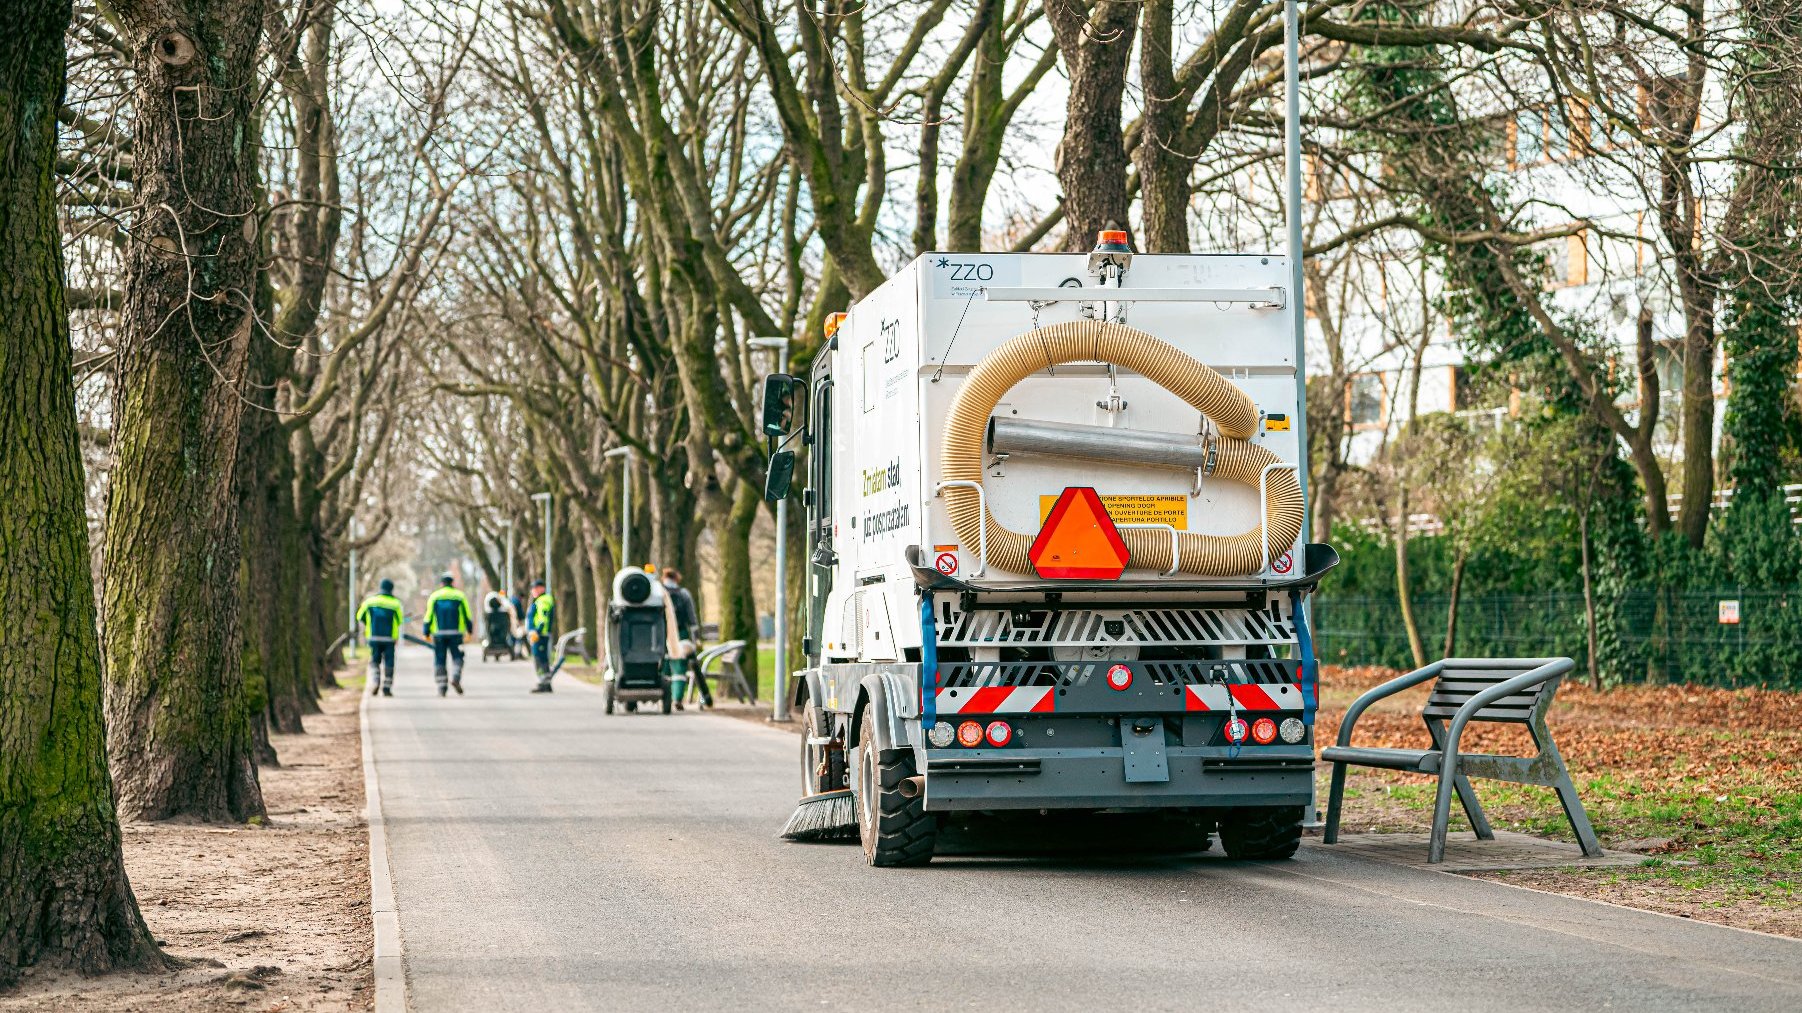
[943,261,995,282]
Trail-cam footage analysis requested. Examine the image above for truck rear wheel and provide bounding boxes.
[854,707,935,867]
[1217,805,1304,860]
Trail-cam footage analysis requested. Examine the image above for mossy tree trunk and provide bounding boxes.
[102,0,268,823]
[717,480,762,696]
[0,0,166,983]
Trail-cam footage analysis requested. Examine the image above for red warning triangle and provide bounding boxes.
[1029,487,1130,580]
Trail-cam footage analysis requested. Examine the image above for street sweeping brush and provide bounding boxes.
[779,789,857,842]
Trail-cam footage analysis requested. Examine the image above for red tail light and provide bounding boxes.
[985,721,1013,747]
[1251,717,1278,744]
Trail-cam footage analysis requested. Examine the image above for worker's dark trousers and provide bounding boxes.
[680,655,713,707]
[532,637,551,683]
[367,639,396,693]
[432,634,465,690]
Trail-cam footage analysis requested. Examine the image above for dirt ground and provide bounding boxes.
[2,685,373,1012]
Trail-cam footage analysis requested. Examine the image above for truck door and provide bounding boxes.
[805,372,835,660]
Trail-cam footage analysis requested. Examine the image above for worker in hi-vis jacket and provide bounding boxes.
[356,578,405,697]
[527,579,556,693]
[424,573,473,697]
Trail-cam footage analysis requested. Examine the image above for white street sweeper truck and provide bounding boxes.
[764,233,1335,866]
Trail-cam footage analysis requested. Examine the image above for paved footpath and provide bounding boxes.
[367,644,1802,1012]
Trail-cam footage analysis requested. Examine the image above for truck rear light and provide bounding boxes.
[1251,717,1278,745]
[985,721,1013,747]
[1279,717,1306,744]
[928,722,955,748]
[1106,664,1133,691]
[956,721,984,747]
[1224,717,1249,744]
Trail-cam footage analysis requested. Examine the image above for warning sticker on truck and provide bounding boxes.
[1038,494,1187,530]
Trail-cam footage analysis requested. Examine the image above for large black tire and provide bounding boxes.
[604,682,616,715]
[854,706,936,867]
[1217,805,1304,860]
[661,682,673,715]
[801,706,845,795]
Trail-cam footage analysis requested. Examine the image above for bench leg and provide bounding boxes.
[1452,771,1495,841]
[1323,761,1347,844]
[1428,763,1458,864]
[1426,718,1492,841]
[1532,725,1603,857]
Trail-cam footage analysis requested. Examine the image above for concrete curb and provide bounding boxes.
[361,690,406,1012]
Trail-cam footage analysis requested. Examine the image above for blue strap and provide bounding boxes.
[1294,593,1319,727]
[920,597,938,728]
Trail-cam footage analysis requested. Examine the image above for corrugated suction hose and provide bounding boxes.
[940,319,1304,577]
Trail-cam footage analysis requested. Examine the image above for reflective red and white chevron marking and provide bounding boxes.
[933,686,1054,715]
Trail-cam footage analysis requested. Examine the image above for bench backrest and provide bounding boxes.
[1423,662,1562,725]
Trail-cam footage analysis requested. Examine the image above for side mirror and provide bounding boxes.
[761,373,798,436]
[764,450,796,502]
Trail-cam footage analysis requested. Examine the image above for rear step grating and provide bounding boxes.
[937,607,1292,648]
[935,658,1297,690]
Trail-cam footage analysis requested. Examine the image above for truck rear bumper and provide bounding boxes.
[920,747,1313,812]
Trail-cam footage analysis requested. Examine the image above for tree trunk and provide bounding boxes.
[1441,551,1467,660]
[1136,0,1188,253]
[947,13,1005,251]
[717,480,763,697]
[1044,0,1139,249]
[1675,294,1718,549]
[102,0,268,823]
[0,0,166,982]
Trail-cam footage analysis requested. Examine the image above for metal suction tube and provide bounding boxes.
[986,416,1211,472]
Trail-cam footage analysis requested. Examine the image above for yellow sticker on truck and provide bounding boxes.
[1039,494,1187,530]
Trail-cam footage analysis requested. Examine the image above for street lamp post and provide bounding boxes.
[530,492,553,598]
[748,335,791,721]
[603,446,634,568]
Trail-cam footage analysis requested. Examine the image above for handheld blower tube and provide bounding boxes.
[939,319,1304,577]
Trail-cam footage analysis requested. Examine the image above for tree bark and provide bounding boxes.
[1441,551,1466,660]
[1136,0,1187,252]
[716,480,763,696]
[0,0,166,982]
[102,0,268,823]
[1044,0,1139,249]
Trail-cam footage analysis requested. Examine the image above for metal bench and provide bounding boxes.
[1322,657,1602,864]
[692,640,754,705]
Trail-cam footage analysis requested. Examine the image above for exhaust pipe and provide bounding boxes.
[986,416,1214,473]
[897,775,925,799]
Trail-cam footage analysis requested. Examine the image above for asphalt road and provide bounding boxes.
[366,645,1802,1012]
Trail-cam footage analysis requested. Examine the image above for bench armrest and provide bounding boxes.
[1439,657,1574,763]
[1335,661,1445,748]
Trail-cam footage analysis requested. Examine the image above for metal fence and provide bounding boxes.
[1313,588,1802,688]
